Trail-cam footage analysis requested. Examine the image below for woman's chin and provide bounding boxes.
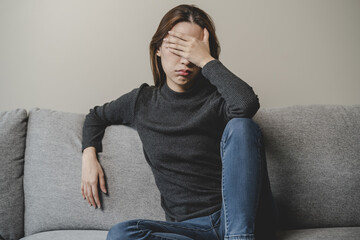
[172,77,187,85]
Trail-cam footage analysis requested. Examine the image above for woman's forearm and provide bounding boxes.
[201,59,260,118]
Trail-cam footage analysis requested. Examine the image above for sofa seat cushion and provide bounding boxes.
[20,230,108,240]
[19,227,360,240]
[277,227,360,240]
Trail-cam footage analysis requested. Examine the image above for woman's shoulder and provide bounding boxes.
[137,82,157,95]
[134,82,159,102]
[127,82,153,97]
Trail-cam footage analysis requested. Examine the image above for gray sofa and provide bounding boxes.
[1,104,359,240]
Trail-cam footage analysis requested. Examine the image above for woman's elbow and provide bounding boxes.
[227,96,260,119]
[242,100,259,118]
[247,96,260,117]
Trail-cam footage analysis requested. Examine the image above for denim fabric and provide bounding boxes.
[107,118,278,240]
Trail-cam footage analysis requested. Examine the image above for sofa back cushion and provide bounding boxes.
[0,109,27,240]
[254,104,360,230]
[24,108,163,236]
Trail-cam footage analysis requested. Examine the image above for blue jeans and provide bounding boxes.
[107,118,279,240]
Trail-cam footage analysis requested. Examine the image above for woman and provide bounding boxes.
[81,4,278,240]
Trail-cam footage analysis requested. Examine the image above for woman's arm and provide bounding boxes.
[165,29,260,120]
[82,85,146,153]
[81,84,146,209]
[201,59,260,119]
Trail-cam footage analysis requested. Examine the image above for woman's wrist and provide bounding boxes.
[200,57,216,68]
[83,147,97,158]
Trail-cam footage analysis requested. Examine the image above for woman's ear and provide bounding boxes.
[156,47,161,57]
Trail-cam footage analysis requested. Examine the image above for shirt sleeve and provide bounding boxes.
[201,59,260,120]
[81,83,148,153]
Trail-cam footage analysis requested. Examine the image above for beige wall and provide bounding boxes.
[1,0,359,114]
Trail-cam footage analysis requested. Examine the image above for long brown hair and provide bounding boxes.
[149,4,221,87]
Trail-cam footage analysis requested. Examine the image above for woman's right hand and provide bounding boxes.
[81,147,107,209]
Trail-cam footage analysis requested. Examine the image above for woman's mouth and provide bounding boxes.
[176,70,191,76]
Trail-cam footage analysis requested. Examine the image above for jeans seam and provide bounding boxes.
[254,127,263,220]
[224,234,255,240]
[151,233,186,240]
[220,139,229,237]
[209,213,221,240]
[137,220,214,232]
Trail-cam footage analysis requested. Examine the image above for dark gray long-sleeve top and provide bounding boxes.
[82,59,260,222]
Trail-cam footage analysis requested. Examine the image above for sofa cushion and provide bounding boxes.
[276,226,360,240]
[20,230,107,240]
[18,227,360,240]
[0,109,27,240]
[23,108,163,236]
[253,104,360,230]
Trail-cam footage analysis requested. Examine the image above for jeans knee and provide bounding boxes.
[223,118,260,138]
[107,220,139,240]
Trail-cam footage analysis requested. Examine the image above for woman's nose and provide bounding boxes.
[180,57,190,65]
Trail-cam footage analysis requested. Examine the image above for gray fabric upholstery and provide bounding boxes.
[253,104,360,230]
[277,227,360,240]
[23,108,163,237]
[20,230,107,240]
[1,104,358,240]
[0,109,27,240]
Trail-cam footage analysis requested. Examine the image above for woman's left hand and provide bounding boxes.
[164,28,215,68]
